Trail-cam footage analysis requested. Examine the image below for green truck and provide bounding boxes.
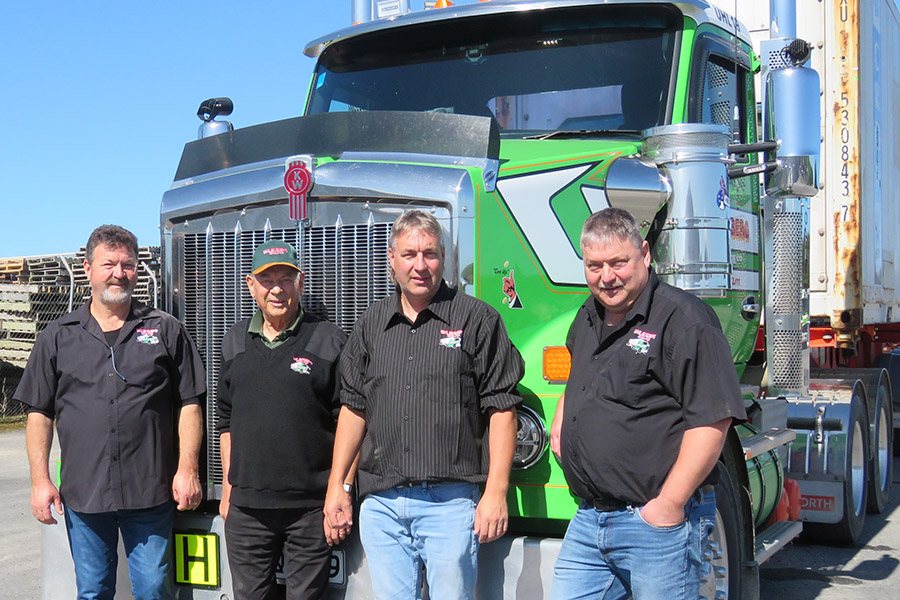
[39,1,900,598]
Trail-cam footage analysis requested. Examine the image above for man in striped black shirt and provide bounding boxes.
[324,210,523,599]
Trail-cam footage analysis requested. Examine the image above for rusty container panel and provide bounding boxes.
[688,1,900,334]
[808,0,900,331]
[738,0,900,332]
[824,0,862,330]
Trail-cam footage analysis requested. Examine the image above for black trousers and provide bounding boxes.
[224,504,331,600]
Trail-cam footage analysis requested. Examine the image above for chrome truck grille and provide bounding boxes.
[174,211,394,493]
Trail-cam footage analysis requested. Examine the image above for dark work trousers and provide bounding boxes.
[224,504,331,600]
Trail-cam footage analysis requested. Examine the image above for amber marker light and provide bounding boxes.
[543,346,571,381]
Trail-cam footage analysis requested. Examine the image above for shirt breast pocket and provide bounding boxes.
[590,352,653,409]
[129,348,170,393]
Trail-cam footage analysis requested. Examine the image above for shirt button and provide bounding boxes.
[107,373,113,377]
[581,386,586,392]
[411,329,417,334]
[405,384,410,390]
[112,456,118,462]
[408,356,413,361]
[404,446,410,452]
[109,400,114,404]
[572,416,576,422]
[593,356,599,361]
[111,428,116,433]
[404,415,409,421]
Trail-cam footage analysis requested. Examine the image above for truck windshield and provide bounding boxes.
[307,5,679,137]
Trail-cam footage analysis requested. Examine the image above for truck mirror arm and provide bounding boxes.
[728,160,779,180]
[727,141,780,155]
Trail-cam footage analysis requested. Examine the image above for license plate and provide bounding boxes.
[328,549,346,586]
[276,549,345,586]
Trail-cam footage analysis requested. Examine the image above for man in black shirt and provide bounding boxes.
[549,208,746,600]
[17,225,205,599]
[324,210,523,600]
[217,240,345,600]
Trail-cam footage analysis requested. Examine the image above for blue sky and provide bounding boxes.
[2,1,893,257]
[0,1,363,257]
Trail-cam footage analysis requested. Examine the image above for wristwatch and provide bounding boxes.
[342,482,354,494]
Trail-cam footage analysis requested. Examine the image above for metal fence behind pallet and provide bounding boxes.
[0,248,160,421]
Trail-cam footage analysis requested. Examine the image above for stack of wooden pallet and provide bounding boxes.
[0,283,70,368]
[0,258,26,283]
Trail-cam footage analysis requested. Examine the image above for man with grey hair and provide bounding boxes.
[217,239,346,599]
[549,208,745,599]
[324,209,523,599]
[16,224,205,599]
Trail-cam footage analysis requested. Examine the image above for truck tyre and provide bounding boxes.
[867,372,894,514]
[700,462,744,600]
[806,393,869,545]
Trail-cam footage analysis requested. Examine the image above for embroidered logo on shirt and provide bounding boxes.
[626,328,657,355]
[439,329,463,349]
[291,356,313,374]
[136,328,159,345]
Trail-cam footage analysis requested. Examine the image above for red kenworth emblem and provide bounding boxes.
[284,158,312,220]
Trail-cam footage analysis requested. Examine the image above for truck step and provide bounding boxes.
[741,428,796,460]
[755,520,803,564]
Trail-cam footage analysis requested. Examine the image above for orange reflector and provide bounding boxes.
[543,346,571,381]
[434,0,454,7]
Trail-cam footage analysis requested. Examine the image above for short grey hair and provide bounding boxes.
[85,225,139,264]
[580,208,644,251]
[389,210,445,254]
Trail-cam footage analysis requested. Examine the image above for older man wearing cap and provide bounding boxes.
[217,239,346,600]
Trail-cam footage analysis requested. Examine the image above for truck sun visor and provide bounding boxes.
[174,110,501,181]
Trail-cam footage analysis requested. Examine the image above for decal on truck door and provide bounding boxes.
[496,165,610,286]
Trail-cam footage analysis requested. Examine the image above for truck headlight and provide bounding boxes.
[513,406,548,470]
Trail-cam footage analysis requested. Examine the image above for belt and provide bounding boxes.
[397,480,440,489]
[589,485,714,513]
[590,497,629,512]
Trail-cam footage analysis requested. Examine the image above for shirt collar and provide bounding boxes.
[385,281,454,329]
[585,268,659,327]
[59,299,154,343]
[248,307,305,342]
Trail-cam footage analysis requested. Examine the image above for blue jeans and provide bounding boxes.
[550,492,713,600]
[64,502,176,600]
[359,482,480,600]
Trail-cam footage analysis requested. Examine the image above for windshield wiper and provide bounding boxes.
[523,129,642,140]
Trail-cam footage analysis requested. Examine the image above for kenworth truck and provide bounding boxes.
[37,0,900,598]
